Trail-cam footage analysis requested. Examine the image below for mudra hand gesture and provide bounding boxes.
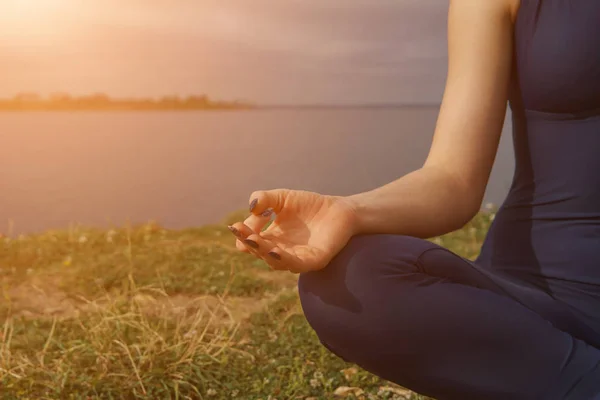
[227,189,358,273]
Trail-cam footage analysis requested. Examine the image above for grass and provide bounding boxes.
[0,208,496,399]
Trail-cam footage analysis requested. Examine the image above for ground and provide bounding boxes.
[0,208,495,399]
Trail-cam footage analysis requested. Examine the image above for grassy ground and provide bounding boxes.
[0,208,496,399]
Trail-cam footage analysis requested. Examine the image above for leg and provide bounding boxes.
[298,235,600,400]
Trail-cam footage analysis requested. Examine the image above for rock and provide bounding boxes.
[340,367,358,381]
[377,386,413,399]
[333,386,364,397]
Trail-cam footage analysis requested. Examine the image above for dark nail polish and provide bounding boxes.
[227,225,240,237]
[244,239,259,249]
[261,209,273,218]
[268,251,281,260]
[249,198,258,212]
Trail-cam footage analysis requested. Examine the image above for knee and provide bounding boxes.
[299,235,401,298]
[299,234,430,297]
[298,234,431,345]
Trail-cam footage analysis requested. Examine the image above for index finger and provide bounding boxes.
[248,189,289,216]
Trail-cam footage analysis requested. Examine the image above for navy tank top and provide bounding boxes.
[475,0,600,339]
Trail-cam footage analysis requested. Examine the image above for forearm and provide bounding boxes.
[346,166,480,238]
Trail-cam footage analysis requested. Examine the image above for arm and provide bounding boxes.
[346,0,517,239]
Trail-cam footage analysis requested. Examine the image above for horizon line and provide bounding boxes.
[0,94,441,107]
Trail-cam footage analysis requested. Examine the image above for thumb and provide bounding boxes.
[248,189,289,216]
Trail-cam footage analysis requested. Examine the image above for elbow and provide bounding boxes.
[459,203,481,228]
[419,164,489,236]
[423,183,481,238]
[456,186,485,228]
[445,176,485,230]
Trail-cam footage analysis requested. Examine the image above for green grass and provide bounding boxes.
[0,209,495,399]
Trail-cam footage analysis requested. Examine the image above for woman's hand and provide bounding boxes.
[227,189,359,273]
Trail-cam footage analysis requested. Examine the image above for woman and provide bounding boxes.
[227,0,600,398]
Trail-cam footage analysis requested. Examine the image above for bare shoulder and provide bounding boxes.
[448,0,518,22]
[448,0,519,12]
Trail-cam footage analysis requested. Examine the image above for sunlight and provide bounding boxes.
[1,0,67,38]
[3,0,64,15]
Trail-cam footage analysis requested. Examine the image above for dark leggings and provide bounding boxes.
[298,235,600,400]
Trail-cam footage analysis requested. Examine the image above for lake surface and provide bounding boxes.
[0,107,515,235]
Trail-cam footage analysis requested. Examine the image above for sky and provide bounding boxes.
[0,0,449,105]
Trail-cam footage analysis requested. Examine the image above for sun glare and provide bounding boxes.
[1,0,67,38]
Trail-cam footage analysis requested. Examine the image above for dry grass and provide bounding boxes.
[0,208,495,399]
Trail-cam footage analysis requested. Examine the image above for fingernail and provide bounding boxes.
[244,239,259,249]
[227,225,241,237]
[249,198,258,212]
[268,251,281,260]
[261,208,273,218]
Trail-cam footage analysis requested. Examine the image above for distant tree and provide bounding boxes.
[183,95,210,108]
[0,92,252,111]
[13,92,41,102]
[89,93,110,105]
[159,96,183,108]
[50,92,72,102]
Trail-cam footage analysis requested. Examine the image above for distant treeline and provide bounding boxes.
[0,93,254,111]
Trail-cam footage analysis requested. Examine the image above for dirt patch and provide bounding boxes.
[131,289,296,327]
[1,275,296,327]
[2,277,82,319]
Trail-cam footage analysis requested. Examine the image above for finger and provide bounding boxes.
[241,233,279,266]
[228,222,255,239]
[228,223,258,255]
[243,211,274,233]
[248,189,289,216]
[243,233,303,272]
[235,239,250,253]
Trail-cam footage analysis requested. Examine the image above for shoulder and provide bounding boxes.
[448,0,520,23]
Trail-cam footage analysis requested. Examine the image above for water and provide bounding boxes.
[0,107,515,235]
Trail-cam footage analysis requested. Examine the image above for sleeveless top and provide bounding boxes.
[474,0,600,345]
